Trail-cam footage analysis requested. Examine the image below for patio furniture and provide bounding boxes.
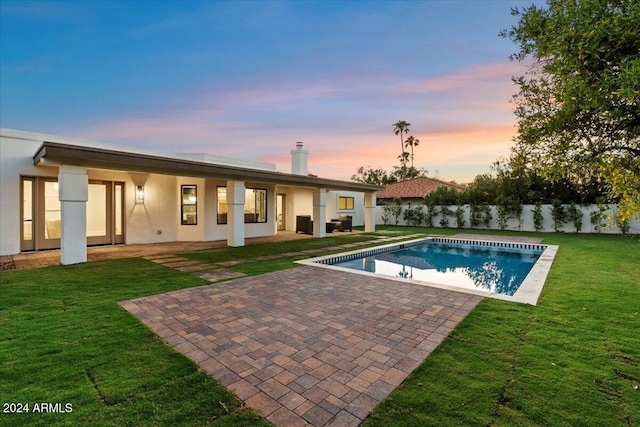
[296,215,337,234]
[331,215,352,232]
[296,215,313,234]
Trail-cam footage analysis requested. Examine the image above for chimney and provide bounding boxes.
[291,141,308,175]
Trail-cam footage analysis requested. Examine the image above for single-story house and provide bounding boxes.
[376,176,465,203]
[0,128,381,264]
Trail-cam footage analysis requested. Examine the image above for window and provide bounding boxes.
[217,187,267,224]
[181,185,197,225]
[338,196,354,210]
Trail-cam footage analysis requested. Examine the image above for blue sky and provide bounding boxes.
[0,0,541,182]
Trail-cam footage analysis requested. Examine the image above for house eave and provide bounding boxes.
[33,141,383,192]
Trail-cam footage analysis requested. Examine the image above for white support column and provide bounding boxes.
[58,165,88,265]
[227,180,245,247]
[313,188,327,238]
[364,192,376,233]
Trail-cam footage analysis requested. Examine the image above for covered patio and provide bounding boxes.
[1,230,367,270]
[1,129,382,266]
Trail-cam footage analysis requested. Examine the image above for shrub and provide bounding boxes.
[615,207,630,235]
[567,202,583,233]
[439,206,453,228]
[424,186,461,205]
[512,201,524,230]
[495,196,523,230]
[470,204,492,228]
[590,200,608,233]
[550,199,567,232]
[532,202,544,231]
[496,202,510,230]
[403,203,425,227]
[390,198,403,225]
[423,198,438,227]
[454,205,465,228]
[380,203,390,225]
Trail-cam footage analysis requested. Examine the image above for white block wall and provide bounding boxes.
[375,203,640,235]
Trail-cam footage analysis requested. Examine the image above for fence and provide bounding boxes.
[375,203,640,235]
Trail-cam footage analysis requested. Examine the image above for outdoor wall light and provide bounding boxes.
[136,185,145,203]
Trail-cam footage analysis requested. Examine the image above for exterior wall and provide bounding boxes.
[124,177,278,243]
[1,128,372,256]
[375,203,640,234]
[327,191,364,226]
[278,186,313,231]
[125,173,177,244]
[0,132,281,255]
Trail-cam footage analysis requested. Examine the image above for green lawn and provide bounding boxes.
[363,230,640,427]
[0,259,270,427]
[1,229,638,426]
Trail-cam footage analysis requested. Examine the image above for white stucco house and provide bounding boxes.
[0,128,380,264]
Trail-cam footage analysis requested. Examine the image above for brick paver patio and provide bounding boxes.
[121,266,483,426]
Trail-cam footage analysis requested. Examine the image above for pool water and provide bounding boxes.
[333,241,543,296]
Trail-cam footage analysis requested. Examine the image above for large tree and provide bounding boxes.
[502,0,640,220]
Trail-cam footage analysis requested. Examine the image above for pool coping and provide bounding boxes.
[297,237,558,305]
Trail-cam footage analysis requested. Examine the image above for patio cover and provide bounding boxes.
[33,141,383,192]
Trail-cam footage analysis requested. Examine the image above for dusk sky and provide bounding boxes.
[0,0,543,183]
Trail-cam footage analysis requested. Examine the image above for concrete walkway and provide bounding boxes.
[121,267,482,426]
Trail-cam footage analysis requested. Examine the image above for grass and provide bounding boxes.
[1,228,638,426]
[0,258,270,426]
[0,232,389,427]
[362,230,640,427]
[178,233,378,263]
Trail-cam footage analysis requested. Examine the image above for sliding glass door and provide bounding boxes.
[20,177,124,251]
[113,183,124,244]
[86,181,125,246]
[38,179,62,250]
[21,178,35,251]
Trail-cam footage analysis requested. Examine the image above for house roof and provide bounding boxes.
[376,176,464,199]
[32,141,383,193]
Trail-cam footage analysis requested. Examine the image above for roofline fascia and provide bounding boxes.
[33,141,384,192]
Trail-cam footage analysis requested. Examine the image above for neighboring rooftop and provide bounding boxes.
[377,176,465,200]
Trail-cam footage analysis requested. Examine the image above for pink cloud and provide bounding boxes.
[70,60,524,183]
[258,123,516,182]
[396,61,527,95]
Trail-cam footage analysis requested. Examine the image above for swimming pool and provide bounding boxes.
[300,237,558,305]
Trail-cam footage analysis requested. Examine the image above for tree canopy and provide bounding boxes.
[351,165,429,185]
[502,0,640,220]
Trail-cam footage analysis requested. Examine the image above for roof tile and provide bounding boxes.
[376,177,464,199]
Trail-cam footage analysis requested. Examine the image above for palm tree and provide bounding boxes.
[404,135,420,168]
[397,151,410,169]
[393,120,410,179]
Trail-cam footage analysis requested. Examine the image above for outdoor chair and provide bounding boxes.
[330,215,352,232]
[296,215,337,234]
[296,215,313,234]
